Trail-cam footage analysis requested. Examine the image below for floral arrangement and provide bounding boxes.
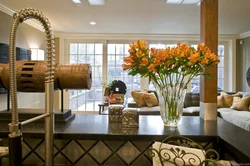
[122,40,220,126]
[122,40,219,89]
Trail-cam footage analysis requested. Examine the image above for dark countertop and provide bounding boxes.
[0,115,218,139]
[0,115,250,159]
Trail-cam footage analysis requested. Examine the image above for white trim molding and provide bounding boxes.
[240,30,250,39]
[0,3,43,32]
[55,32,240,41]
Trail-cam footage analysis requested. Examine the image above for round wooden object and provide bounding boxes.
[1,61,92,92]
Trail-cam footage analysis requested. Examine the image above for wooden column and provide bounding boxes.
[200,0,218,120]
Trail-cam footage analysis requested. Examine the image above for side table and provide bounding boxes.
[98,103,109,115]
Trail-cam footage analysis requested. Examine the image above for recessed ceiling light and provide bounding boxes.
[72,0,81,4]
[90,21,96,25]
[166,0,200,4]
[88,0,105,5]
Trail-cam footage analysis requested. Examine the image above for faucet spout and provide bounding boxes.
[8,8,55,166]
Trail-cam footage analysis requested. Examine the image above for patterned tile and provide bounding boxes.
[35,141,58,159]
[1,138,217,166]
[131,141,152,151]
[54,153,72,165]
[89,141,112,164]
[22,153,43,165]
[131,155,152,166]
[61,140,85,163]
[77,140,96,150]
[104,141,125,151]
[103,155,126,166]
[76,153,100,165]
[54,139,70,149]
[23,138,43,148]
[22,140,30,158]
[117,141,140,165]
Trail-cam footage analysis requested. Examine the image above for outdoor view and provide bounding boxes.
[69,43,103,111]
[191,45,224,93]
[69,42,225,111]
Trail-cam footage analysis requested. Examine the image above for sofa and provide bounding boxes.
[127,91,200,116]
[127,91,250,132]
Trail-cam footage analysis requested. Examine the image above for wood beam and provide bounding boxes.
[200,0,218,120]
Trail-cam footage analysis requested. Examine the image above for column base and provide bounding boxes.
[200,102,217,121]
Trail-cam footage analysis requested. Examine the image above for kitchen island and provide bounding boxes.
[0,115,249,165]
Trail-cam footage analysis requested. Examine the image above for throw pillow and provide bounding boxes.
[217,95,224,108]
[144,92,159,107]
[230,96,250,111]
[131,89,148,107]
[221,92,241,108]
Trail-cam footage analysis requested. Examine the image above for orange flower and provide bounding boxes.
[157,49,167,61]
[154,58,161,66]
[208,53,219,62]
[136,50,144,58]
[148,64,157,72]
[128,49,134,54]
[197,43,205,51]
[201,58,209,65]
[122,64,133,70]
[166,61,171,68]
[123,57,134,64]
[188,53,200,63]
[138,40,147,49]
[150,48,157,57]
[122,40,219,86]
[141,57,149,66]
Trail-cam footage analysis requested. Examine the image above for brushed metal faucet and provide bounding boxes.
[8,8,55,166]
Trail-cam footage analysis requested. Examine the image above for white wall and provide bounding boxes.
[0,93,45,111]
[0,11,46,110]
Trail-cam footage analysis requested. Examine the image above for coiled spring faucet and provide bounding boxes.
[8,8,55,166]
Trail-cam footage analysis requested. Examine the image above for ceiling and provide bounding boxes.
[1,0,250,35]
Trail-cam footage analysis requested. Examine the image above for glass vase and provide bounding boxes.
[153,81,187,127]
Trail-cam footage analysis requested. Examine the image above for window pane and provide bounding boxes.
[86,90,94,100]
[107,56,116,66]
[95,90,102,100]
[218,68,224,78]
[124,44,130,56]
[70,44,77,54]
[95,44,103,54]
[107,43,140,99]
[116,67,123,77]
[87,55,94,65]
[218,57,224,67]
[107,67,115,77]
[87,44,94,54]
[116,56,124,66]
[78,44,86,54]
[116,44,124,54]
[218,78,224,90]
[69,42,103,112]
[218,45,224,56]
[95,55,103,65]
[108,44,116,54]
[93,77,102,87]
[166,44,177,48]
[70,55,77,64]
[78,54,86,63]
[85,101,94,111]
